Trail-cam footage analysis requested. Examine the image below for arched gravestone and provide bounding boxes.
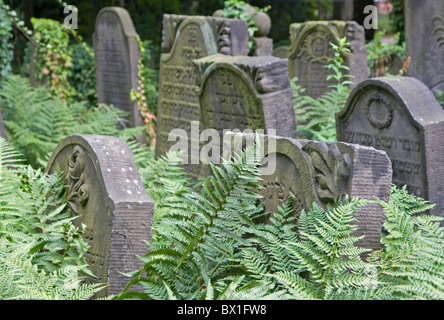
[336,77,444,220]
[46,134,154,297]
[155,14,249,179]
[93,7,143,129]
[405,0,444,93]
[226,132,392,251]
[272,46,290,59]
[288,20,368,98]
[193,54,297,177]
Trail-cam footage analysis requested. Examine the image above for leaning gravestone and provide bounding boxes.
[93,7,144,129]
[288,20,368,98]
[46,134,154,297]
[336,77,444,220]
[226,132,392,251]
[193,54,297,177]
[155,14,249,179]
[405,0,444,93]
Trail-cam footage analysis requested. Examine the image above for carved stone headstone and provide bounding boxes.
[93,7,143,129]
[405,0,444,93]
[46,134,154,297]
[226,132,392,251]
[193,54,297,177]
[155,14,249,179]
[288,20,368,98]
[272,46,290,59]
[336,77,444,220]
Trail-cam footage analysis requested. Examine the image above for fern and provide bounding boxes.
[371,185,444,300]
[115,144,279,300]
[119,137,444,300]
[0,75,145,168]
[238,186,444,300]
[0,238,104,300]
[0,139,104,299]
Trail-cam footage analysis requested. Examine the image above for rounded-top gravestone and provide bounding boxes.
[337,76,444,220]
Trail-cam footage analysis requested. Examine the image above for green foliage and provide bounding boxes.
[292,37,352,142]
[0,138,104,299]
[366,31,406,77]
[118,143,444,300]
[130,38,158,146]
[242,196,376,300]
[115,144,287,300]
[219,0,270,54]
[372,185,444,300]
[68,42,97,106]
[0,1,13,83]
[31,18,76,102]
[0,75,144,169]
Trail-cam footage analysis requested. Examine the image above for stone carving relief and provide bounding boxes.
[364,92,393,129]
[432,15,444,49]
[66,146,90,215]
[301,141,351,204]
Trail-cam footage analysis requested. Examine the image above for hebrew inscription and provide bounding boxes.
[156,14,248,179]
[337,76,444,220]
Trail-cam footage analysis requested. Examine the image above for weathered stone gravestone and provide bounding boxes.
[192,54,297,177]
[272,46,290,59]
[93,7,144,129]
[405,0,444,93]
[288,20,368,98]
[336,77,444,220]
[226,132,392,251]
[213,4,273,56]
[46,134,154,297]
[155,14,249,178]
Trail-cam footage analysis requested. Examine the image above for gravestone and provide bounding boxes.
[193,54,297,177]
[405,0,444,93]
[155,14,249,179]
[226,132,392,251]
[336,76,444,220]
[93,7,143,129]
[46,134,154,297]
[213,4,273,56]
[288,20,368,98]
[272,46,290,59]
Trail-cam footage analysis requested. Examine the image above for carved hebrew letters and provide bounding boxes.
[156,15,249,180]
[194,54,297,178]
